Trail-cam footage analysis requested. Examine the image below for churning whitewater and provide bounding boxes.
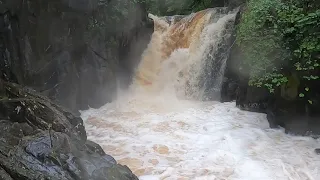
[81,8,320,180]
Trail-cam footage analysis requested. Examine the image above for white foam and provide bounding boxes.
[81,100,320,180]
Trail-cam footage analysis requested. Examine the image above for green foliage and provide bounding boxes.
[237,0,320,98]
[237,0,288,92]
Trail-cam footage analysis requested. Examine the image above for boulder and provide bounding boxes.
[0,80,138,180]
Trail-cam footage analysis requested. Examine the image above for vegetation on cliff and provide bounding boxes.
[237,0,320,104]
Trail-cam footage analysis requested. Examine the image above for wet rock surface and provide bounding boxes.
[0,0,152,113]
[0,80,138,180]
[222,62,320,137]
[222,54,320,137]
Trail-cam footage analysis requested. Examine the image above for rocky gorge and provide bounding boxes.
[0,0,320,179]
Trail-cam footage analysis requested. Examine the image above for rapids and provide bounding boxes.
[82,100,320,180]
[81,8,320,180]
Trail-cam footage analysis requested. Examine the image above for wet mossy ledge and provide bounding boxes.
[0,80,139,180]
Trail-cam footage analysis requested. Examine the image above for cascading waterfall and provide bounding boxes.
[132,8,238,100]
[81,7,320,180]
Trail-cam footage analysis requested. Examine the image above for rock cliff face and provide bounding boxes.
[0,0,152,113]
[0,80,139,180]
[221,8,320,137]
[0,1,152,178]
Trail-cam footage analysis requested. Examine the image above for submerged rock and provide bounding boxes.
[0,80,139,180]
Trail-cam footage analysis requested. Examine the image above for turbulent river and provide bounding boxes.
[81,8,320,180]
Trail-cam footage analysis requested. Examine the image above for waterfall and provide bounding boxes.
[132,7,238,101]
[82,8,320,180]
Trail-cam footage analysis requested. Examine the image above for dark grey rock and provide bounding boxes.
[0,80,139,180]
[0,0,152,113]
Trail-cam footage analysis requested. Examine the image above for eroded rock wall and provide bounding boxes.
[0,0,152,113]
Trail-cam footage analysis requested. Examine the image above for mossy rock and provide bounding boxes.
[281,72,300,100]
